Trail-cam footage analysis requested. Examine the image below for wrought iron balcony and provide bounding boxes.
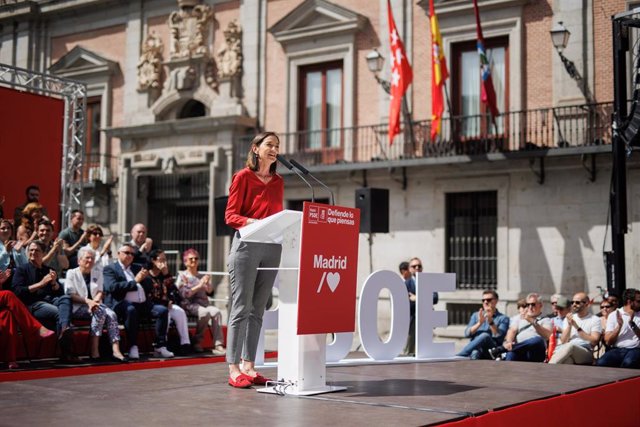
[235,101,613,170]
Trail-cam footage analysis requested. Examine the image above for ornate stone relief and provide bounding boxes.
[137,30,164,91]
[216,20,242,79]
[169,1,213,59]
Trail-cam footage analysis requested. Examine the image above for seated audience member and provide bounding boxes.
[129,223,156,266]
[37,220,69,277]
[60,210,88,269]
[399,261,416,356]
[598,299,615,336]
[549,292,602,365]
[103,243,173,359]
[16,203,45,244]
[177,248,226,355]
[606,291,620,311]
[147,249,191,354]
[12,240,77,362]
[65,247,125,362]
[457,290,509,359]
[83,225,113,269]
[0,273,54,369]
[1,219,28,270]
[490,293,552,362]
[596,288,640,369]
[13,185,48,226]
[510,298,527,325]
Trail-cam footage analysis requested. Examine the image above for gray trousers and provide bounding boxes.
[226,232,281,364]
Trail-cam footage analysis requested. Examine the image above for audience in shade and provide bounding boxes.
[0,277,55,369]
[65,247,125,362]
[147,249,191,354]
[83,224,113,269]
[60,209,88,269]
[596,288,640,369]
[177,248,226,356]
[457,290,509,359]
[490,293,552,362]
[103,243,173,360]
[548,292,602,365]
[12,240,77,362]
[129,223,155,266]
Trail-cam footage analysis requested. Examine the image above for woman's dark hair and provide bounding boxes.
[147,248,165,271]
[245,131,279,173]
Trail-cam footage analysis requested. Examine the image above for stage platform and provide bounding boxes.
[1,358,638,426]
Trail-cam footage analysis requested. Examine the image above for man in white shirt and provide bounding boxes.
[549,292,602,365]
[103,243,173,359]
[490,293,552,362]
[596,288,640,369]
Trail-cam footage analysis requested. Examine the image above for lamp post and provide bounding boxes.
[550,21,594,103]
[366,49,415,149]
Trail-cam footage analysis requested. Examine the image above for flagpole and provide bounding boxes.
[443,83,454,141]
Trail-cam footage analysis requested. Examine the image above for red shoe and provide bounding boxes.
[250,372,271,385]
[228,374,253,389]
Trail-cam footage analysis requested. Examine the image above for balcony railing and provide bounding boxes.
[76,153,118,184]
[235,101,613,169]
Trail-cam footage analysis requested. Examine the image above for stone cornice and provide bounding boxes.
[105,115,256,139]
[416,0,530,18]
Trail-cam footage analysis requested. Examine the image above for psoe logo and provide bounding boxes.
[308,205,319,224]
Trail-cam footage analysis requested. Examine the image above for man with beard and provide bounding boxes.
[36,220,68,276]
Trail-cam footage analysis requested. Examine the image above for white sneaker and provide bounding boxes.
[154,346,174,358]
[128,345,140,360]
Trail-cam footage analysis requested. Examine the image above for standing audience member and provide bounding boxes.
[399,261,416,356]
[103,243,173,359]
[457,290,510,359]
[12,240,77,362]
[60,210,88,269]
[83,224,113,269]
[490,293,552,362]
[36,220,68,276]
[177,248,226,355]
[224,131,283,388]
[549,292,602,365]
[147,249,191,354]
[596,288,640,369]
[409,257,438,304]
[129,223,155,266]
[65,247,125,362]
[0,273,54,369]
[13,185,48,225]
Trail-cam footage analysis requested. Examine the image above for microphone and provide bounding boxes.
[276,154,315,202]
[289,158,335,205]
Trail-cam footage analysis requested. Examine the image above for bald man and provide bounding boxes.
[129,223,156,266]
[548,292,602,365]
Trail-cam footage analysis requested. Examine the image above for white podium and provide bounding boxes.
[239,210,346,395]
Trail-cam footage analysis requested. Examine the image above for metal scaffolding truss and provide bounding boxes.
[0,63,86,229]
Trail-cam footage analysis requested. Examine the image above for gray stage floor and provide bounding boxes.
[0,359,637,427]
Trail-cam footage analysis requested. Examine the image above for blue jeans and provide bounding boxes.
[504,336,547,362]
[29,295,73,332]
[596,347,640,369]
[114,300,169,348]
[457,332,497,359]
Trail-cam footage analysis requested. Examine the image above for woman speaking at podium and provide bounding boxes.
[224,131,283,388]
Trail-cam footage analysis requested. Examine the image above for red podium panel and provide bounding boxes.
[297,202,360,334]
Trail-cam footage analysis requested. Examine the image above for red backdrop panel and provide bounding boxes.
[0,86,64,227]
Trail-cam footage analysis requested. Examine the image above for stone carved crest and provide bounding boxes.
[169,0,213,59]
[216,20,243,79]
[137,31,164,91]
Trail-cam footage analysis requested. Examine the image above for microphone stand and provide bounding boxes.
[276,154,315,202]
[289,158,335,206]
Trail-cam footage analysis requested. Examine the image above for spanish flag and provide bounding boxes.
[430,0,448,140]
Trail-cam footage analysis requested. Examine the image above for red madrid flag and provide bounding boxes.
[387,0,413,145]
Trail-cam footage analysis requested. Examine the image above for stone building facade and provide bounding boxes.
[1,0,639,341]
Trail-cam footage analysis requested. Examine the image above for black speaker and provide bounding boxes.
[214,196,235,236]
[355,188,389,233]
